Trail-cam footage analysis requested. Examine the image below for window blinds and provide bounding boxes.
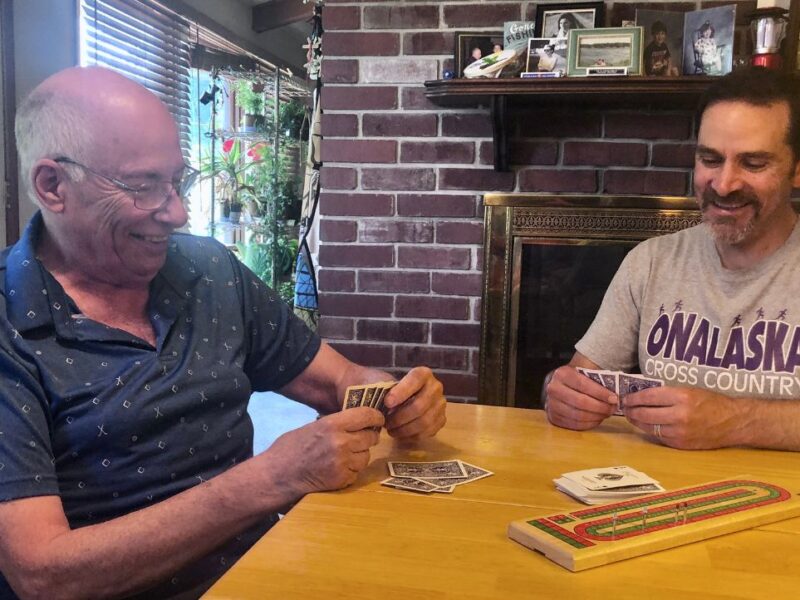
[79,0,192,157]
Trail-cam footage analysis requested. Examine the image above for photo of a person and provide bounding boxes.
[526,37,568,73]
[681,4,735,76]
[550,12,578,50]
[539,44,567,72]
[636,9,684,77]
[643,21,678,76]
[457,32,505,76]
[469,46,483,65]
[537,4,603,52]
[694,21,722,74]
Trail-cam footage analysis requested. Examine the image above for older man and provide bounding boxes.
[546,67,800,451]
[0,67,446,599]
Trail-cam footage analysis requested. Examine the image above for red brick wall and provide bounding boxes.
[318,0,754,402]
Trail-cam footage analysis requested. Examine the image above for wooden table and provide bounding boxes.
[204,404,800,599]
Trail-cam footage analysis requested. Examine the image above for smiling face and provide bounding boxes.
[38,69,189,290]
[694,100,800,254]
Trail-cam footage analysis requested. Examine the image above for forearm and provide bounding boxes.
[7,453,299,599]
[727,397,800,451]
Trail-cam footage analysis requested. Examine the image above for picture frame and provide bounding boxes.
[681,5,736,76]
[636,9,684,77]
[526,37,568,74]
[566,26,644,77]
[454,30,505,78]
[534,1,605,52]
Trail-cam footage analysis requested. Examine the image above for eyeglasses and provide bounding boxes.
[54,157,200,211]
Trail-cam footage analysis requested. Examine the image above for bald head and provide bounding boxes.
[15,66,179,206]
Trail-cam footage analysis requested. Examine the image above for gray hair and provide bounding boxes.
[14,89,94,206]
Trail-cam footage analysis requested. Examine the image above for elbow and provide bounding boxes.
[5,563,82,600]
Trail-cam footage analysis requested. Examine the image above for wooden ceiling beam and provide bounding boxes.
[252,0,309,32]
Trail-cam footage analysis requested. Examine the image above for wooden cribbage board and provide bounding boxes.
[508,477,800,572]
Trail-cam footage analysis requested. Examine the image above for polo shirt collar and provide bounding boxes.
[5,214,203,338]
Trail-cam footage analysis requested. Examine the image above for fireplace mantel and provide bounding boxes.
[479,194,702,407]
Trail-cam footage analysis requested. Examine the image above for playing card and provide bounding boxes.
[388,460,467,479]
[577,368,623,415]
[371,381,397,413]
[598,371,618,393]
[380,477,438,493]
[343,385,366,410]
[561,466,658,491]
[362,386,376,408]
[618,373,663,396]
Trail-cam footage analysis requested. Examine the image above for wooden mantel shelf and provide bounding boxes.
[424,76,715,108]
[423,76,718,171]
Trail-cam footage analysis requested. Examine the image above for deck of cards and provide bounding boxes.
[576,368,662,415]
[554,466,665,505]
[342,380,397,414]
[382,460,494,494]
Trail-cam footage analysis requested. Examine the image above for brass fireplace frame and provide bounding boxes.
[479,194,703,406]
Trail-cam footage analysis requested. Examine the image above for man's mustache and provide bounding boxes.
[700,187,757,209]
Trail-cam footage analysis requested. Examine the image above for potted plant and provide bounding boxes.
[200,138,261,221]
[235,79,265,132]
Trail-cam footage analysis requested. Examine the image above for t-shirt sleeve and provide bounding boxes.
[574,242,652,371]
[0,347,59,503]
[225,249,321,391]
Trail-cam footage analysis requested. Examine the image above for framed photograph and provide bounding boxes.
[566,27,644,77]
[455,31,505,78]
[682,5,736,76]
[534,2,605,52]
[636,9,684,76]
[526,37,568,74]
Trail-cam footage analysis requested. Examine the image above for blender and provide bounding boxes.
[748,6,790,69]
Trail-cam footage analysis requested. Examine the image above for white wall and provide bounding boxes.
[13,0,78,233]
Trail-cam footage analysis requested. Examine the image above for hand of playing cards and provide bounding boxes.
[576,368,662,415]
[554,466,664,505]
[381,460,493,494]
[342,380,397,414]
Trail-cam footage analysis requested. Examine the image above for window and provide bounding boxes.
[79,0,192,157]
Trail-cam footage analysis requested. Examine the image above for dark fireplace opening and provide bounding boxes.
[513,242,633,409]
[479,194,702,407]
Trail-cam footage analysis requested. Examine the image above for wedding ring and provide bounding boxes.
[654,424,662,438]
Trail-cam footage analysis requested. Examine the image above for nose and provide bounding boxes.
[153,187,189,228]
[710,161,744,197]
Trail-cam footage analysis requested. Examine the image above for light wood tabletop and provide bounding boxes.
[204,403,800,599]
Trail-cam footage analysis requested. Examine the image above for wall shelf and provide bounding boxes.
[424,76,718,172]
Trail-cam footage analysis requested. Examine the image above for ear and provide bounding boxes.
[31,159,69,213]
[792,159,800,190]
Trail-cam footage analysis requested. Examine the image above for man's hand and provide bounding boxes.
[382,367,446,439]
[545,365,619,430]
[623,386,744,450]
[266,407,384,496]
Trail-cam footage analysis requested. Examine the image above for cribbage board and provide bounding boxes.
[508,477,800,571]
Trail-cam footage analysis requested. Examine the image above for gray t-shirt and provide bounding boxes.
[576,221,800,399]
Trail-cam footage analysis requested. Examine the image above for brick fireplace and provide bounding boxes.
[316,1,753,402]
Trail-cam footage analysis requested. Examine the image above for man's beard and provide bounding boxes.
[699,187,760,245]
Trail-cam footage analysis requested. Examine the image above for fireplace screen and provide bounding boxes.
[480,194,701,408]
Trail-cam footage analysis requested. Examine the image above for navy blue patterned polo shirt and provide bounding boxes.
[0,213,321,597]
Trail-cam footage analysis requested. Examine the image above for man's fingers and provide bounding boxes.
[547,398,610,428]
[548,379,616,416]
[387,406,447,439]
[383,366,442,410]
[622,387,674,409]
[332,406,385,431]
